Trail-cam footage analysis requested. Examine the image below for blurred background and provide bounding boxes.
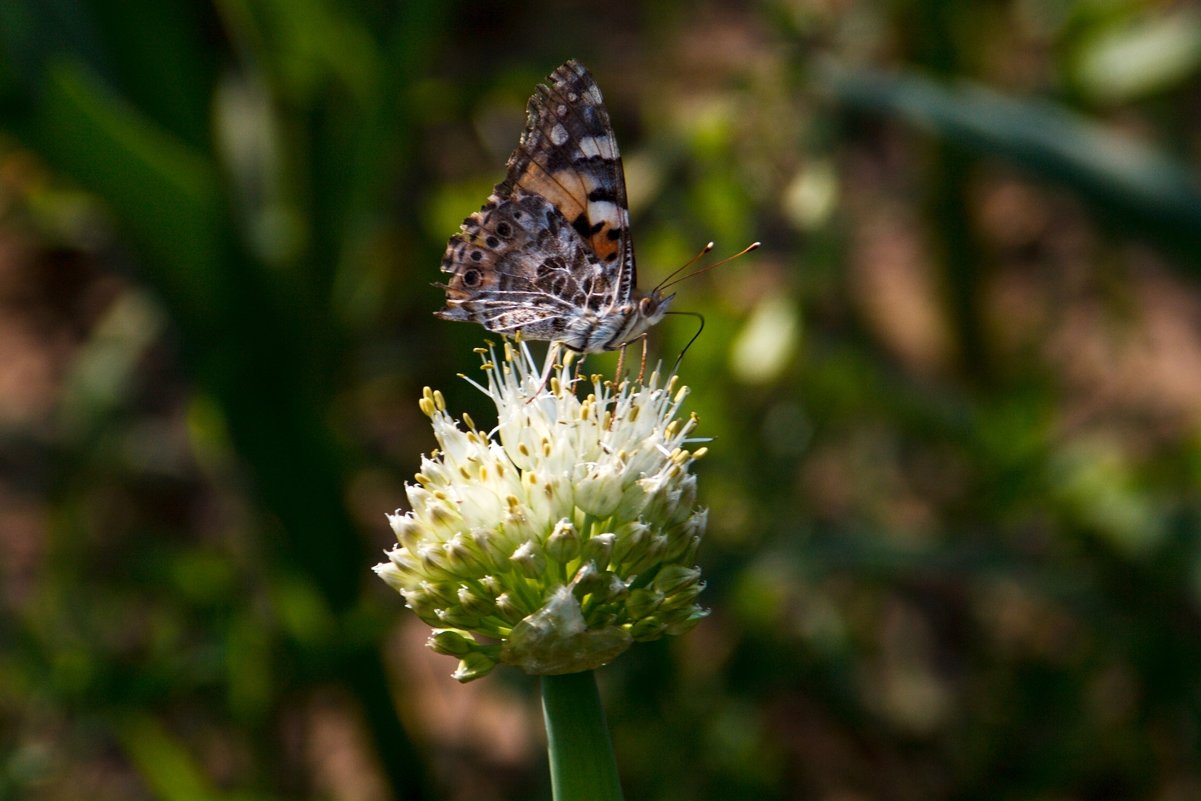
[3,1,1201,799]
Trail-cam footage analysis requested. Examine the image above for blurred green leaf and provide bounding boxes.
[20,59,224,319]
[116,713,260,801]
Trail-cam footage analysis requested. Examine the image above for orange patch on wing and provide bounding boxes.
[516,168,586,224]
[516,165,625,262]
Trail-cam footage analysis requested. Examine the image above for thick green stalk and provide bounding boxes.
[541,671,624,801]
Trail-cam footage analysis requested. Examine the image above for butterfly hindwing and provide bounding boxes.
[437,192,618,341]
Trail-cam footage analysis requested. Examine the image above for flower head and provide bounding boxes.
[374,340,709,681]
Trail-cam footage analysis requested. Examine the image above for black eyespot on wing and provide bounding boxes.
[571,213,607,240]
[496,221,512,237]
[471,251,483,262]
[462,269,482,287]
[571,213,591,240]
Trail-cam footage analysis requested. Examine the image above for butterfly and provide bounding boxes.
[435,60,673,353]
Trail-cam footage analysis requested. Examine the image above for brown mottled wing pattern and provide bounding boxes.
[436,192,616,340]
[436,60,638,347]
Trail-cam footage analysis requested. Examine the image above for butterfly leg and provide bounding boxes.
[613,337,650,384]
[614,343,628,384]
[637,335,650,383]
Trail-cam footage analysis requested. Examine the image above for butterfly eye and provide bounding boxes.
[462,269,482,288]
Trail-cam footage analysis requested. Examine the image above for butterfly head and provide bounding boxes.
[638,290,674,327]
[601,290,674,351]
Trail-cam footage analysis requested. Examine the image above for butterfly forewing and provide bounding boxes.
[499,61,637,303]
[437,60,668,353]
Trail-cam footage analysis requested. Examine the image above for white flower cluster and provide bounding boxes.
[374,340,709,681]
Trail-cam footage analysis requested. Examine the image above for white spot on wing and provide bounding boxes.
[576,135,613,159]
[587,200,620,226]
[551,124,569,146]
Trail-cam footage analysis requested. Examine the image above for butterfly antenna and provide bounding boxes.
[653,242,715,294]
[658,241,761,293]
[665,310,705,375]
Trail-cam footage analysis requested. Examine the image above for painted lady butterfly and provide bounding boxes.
[435,60,672,353]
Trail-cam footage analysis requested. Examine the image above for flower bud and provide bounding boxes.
[652,565,702,596]
[510,540,547,578]
[629,617,664,640]
[452,651,497,682]
[428,628,476,656]
[574,463,624,516]
[417,542,451,576]
[611,521,651,567]
[495,591,524,621]
[443,533,480,577]
[373,561,406,593]
[626,587,664,619]
[573,567,627,605]
[388,512,424,550]
[661,603,709,635]
[436,604,481,629]
[457,585,496,618]
[385,546,422,575]
[546,519,581,563]
[398,585,439,620]
[582,532,615,566]
[470,527,510,573]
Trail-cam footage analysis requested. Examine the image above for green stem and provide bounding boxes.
[541,671,624,801]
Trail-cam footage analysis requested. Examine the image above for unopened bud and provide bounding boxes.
[626,587,664,619]
[428,628,475,656]
[582,532,615,566]
[546,519,581,563]
[510,540,547,578]
[452,651,497,682]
